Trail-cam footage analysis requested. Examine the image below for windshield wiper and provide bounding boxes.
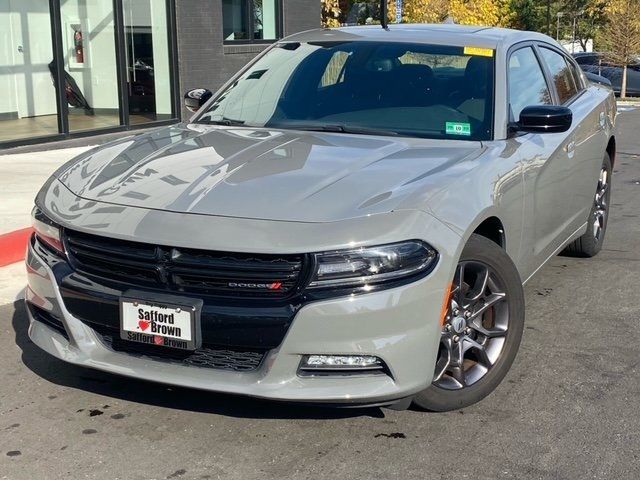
[273,123,399,136]
[198,116,246,126]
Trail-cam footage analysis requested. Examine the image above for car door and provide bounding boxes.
[507,45,574,278]
[537,46,605,232]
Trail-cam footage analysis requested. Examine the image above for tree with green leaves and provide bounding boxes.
[510,0,554,33]
[561,0,607,50]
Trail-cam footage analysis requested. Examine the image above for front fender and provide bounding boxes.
[416,142,525,275]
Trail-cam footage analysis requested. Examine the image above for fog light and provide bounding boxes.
[301,354,383,370]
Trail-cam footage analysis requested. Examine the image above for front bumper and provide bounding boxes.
[26,237,452,405]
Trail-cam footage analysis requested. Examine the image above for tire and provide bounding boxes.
[413,234,525,412]
[563,153,612,257]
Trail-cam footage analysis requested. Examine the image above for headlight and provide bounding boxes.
[308,241,437,289]
[32,207,64,255]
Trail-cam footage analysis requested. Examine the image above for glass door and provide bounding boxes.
[123,0,173,124]
[59,0,121,132]
[0,0,60,143]
[0,0,176,147]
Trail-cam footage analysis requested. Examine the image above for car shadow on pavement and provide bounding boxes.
[11,301,386,420]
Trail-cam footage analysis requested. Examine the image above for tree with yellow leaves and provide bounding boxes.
[321,0,342,27]
[394,0,449,24]
[388,0,514,27]
[449,0,509,26]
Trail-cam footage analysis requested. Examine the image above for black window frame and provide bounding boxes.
[222,0,283,45]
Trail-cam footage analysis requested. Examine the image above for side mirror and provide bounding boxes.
[184,88,213,113]
[516,105,573,134]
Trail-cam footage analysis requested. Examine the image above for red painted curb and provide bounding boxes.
[0,228,33,267]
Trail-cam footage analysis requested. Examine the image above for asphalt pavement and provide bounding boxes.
[1,110,639,480]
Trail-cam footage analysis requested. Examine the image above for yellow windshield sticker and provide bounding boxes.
[464,47,494,58]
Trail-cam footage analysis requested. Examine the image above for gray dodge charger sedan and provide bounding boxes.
[26,24,616,411]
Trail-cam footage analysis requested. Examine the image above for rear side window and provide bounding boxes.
[539,47,579,104]
[508,47,552,121]
[567,61,585,92]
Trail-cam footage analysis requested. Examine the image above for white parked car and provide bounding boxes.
[27,24,616,411]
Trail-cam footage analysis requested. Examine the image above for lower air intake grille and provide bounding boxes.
[93,324,265,372]
[183,349,265,371]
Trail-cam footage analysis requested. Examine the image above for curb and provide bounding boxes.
[0,228,33,267]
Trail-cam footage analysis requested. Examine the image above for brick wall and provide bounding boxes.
[175,0,320,120]
[282,0,321,36]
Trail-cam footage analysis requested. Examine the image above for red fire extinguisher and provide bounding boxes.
[74,30,84,64]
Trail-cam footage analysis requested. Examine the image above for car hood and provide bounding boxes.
[55,123,484,223]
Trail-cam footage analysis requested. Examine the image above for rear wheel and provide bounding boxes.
[413,234,524,412]
[563,153,612,257]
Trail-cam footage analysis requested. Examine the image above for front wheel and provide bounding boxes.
[413,234,525,412]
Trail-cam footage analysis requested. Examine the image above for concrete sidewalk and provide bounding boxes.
[0,146,93,235]
[0,146,93,304]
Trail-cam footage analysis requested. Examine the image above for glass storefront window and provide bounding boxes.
[60,0,121,132]
[0,0,175,146]
[123,0,173,124]
[0,0,60,142]
[223,0,279,42]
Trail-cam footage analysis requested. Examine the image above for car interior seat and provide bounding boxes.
[457,56,491,122]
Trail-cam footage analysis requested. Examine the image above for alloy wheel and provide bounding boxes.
[433,261,509,390]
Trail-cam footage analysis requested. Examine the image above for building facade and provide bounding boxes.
[0,0,319,148]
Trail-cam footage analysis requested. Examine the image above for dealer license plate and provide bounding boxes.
[119,292,202,350]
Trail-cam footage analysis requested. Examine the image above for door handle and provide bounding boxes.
[565,140,576,158]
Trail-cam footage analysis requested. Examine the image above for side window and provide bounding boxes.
[568,61,585,92]
[539,47,579,103]
[508,47,552,121]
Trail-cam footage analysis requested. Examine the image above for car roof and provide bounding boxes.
[284,24,557,51]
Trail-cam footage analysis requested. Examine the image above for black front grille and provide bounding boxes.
[63,229,306,299]
[92,323,265,372]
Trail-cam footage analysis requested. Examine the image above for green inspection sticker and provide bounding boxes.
[445,122,471,136]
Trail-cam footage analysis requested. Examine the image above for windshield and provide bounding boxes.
[196,41,495,141]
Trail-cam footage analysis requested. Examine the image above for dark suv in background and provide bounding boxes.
[573,52,640,97]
